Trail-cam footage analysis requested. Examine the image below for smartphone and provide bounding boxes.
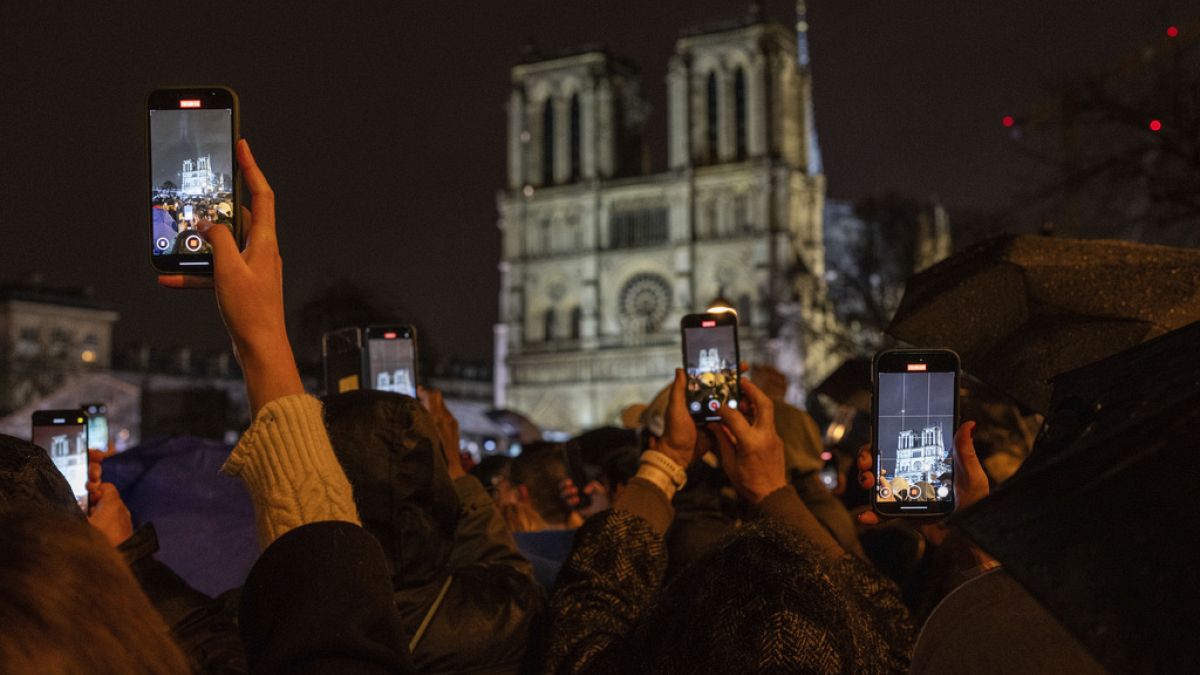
[365,325,418,398]
[871,349,959,518]
[562,441,592,510]
[680,312,741,423]
[81,403,108,452]
[147,86,241,274]
[32,410,90,512]
[322,326,364,396]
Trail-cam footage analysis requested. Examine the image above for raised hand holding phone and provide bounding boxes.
[857,421,989,526]
[708,379,787,504]
[159,140,302,415]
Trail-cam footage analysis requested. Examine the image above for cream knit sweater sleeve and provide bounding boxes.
[222,393,361,549]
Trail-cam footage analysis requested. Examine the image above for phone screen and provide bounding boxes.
[874,362,956,514]
[683,317,740,422]
[367,330,417,398]
[85,409,107,452]
[148,89,237,272]
[32,412,89,512]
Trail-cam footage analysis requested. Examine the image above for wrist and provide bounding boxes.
[744,479,788,504]
[656,444,693,470]
[237,338,304,415]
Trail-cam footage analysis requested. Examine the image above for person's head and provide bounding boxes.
[509,442,572,528]
[0,509,190,674]
[471,454,517,505]
[323,390,460,589]
[0,434,83,520]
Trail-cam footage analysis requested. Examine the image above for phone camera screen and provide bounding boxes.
[367,336,416,398]
[875,370,955,506]
[149,107,234,260]
[684,323,738,421]
[86,414,108,452]
[33,416,89,511]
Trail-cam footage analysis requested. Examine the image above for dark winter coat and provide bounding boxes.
[541,508,914,674]
[324,390,543,675]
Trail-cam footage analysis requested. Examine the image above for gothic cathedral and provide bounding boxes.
[495,6,838,432]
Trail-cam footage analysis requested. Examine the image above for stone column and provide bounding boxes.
[596,79,614,177]
[667,55,690,170]
[527,96,544,187]
[507,87,525,189]
[581,79,597,179]
[748,54,767,158]
[555,94,571,184]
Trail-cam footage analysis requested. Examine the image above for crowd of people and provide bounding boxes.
[151,192,235,255]
[2,140,1113,674]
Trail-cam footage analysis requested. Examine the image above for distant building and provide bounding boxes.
[895,424,946,485]
[181,155,215,195]
[0,279,118,414]
[495,6,839,432]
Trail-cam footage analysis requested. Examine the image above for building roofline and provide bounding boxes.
[0,285,116,312]
[512,45,640,79]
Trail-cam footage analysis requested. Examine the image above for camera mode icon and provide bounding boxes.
[155,237,170,251]
[689,401,701,412]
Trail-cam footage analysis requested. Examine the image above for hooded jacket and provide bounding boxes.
[324,390,542,675]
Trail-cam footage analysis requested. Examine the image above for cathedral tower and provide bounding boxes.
[496,9,835,432]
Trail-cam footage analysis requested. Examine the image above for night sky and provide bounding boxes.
[0,0,1188,362]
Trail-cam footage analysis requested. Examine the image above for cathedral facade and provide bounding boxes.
[494,10,838,433]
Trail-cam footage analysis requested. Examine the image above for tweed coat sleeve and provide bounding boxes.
[539,509,667,675]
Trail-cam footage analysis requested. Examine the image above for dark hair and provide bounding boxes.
[471,454,512,492]
[509,442,572,525]
[0,510,190,673]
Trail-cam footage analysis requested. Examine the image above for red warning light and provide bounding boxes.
[179,99,201,108]
[1002,115,1015,128]
[383,332,398,339]
[1167,26,1179,38]
[1149,119,1163,132]
[906,363,927,372]
[701,320,716,328]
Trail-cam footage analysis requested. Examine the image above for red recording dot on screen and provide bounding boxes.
[907,363,927,372]
[179,99,202,108]
[383,332,397,339]
[701,320,716,327]
[1167,26,1179,38]
[1149,119,1163,132]
[1002,115,1015,128]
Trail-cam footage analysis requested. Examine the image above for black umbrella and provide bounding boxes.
[485,409,542,445]
[812,357,872,412]
[953,320,1200,673]
[888,234,1200,412]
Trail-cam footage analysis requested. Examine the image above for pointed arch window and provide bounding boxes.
[569,94,582,180]
[706,71,719,163]
[544,307,558,341]
[734,67,747,159]
[570,306,583,339]
[542,98,555,185]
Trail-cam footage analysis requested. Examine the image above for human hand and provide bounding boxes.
[88,482,133,547]
[158,140,302,415]
[856,421,988,527]
[559,478,610,518]
[418,386,464,479]
[647,368,699,469]
[87,449,105,488]
[709,379,786,504]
